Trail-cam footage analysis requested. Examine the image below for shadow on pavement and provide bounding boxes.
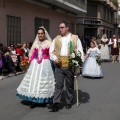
[59,90,90,109]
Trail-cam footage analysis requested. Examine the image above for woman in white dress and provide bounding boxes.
[100,34,110,61]
[16,27,55,108]
[82,41,103,78]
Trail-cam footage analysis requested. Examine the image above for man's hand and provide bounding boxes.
[55,58,61,64]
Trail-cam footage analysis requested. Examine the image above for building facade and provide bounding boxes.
[0,0,87,46]
[77,0,118,39]
[118,0,120,37]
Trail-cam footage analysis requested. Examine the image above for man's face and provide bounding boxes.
[113,35,116,38]
[59,23,69,36]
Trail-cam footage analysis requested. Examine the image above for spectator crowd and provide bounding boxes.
[0,42,32,76]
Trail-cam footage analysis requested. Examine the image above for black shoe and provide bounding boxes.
[66,104,72,109]
[46,103,59,112]
[46,103,53,109]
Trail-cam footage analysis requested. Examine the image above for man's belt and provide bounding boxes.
[57,56,68,67]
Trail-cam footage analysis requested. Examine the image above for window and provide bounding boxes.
[110,31,112,38]
[34,17,50,35]
[111,12,113,23]
[106,30,109,37]
[87,4,97,17]
[104,8,106,20]
[103,29,105,34]
[107,10,109,21]
[6,15,21,46]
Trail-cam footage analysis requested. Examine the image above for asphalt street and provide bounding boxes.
[0,62,120,120]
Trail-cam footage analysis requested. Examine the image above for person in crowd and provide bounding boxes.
[16,43,23,71]
[10,44,16,55]
[9,44,18,66]
[2,45,16,75]
[0,44,3,75]
[47,21,84,112]
[100,34,110,62]
[16,27,55,109]
[28,42,33,50]
[26,43,30,51]
[108,35,119,62]
[81,36,86,54]
[96,35,101,48]
[82,41,103,78]
[16,43,23,59]
[21,42,29,57]
[84,35,91,53]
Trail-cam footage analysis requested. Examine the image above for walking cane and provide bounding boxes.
[75,69,79,106]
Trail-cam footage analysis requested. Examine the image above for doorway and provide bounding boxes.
[84,28,97,37]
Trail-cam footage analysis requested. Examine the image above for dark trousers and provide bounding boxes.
[53,67,74,104]
[3,55,15,72]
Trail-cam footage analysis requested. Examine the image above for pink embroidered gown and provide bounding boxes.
[16,40,55,103]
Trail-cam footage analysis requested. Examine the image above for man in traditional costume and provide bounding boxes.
[47,21,84,112]
[108,35,119,62]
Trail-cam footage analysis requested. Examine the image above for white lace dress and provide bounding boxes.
[82,47,103,77]
[16,42,55,103]
[100,42,110,61]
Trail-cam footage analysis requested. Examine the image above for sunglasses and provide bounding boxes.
[59,26,66,29]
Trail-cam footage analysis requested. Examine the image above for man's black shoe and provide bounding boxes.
[46,103,59,112]
[66,104,72,109]
[46,103,53,109]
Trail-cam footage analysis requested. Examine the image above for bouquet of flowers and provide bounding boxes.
[95,54,101,66]
[20,57,30,71]
[68,50,83,72]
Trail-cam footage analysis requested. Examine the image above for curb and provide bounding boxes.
[0,71,25,80]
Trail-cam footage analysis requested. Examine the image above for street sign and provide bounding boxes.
[100,26,104,30]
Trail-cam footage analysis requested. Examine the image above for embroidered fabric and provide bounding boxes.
[17,58,55,98]
[17,40,55,100]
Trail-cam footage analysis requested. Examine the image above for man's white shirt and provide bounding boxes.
[50,33,84,62]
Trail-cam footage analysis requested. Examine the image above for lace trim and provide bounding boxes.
[17,59,55,98]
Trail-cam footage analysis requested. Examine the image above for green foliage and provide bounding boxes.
[95,55,101,66]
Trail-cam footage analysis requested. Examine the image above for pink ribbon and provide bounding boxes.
[30,48,50,64]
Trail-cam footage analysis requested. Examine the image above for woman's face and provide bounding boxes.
[38,29,45,41]
[11,46,14,50]
[23,43,26,48]
[103,35,106,39]
[8,46,11,51]
[90,42,95,48]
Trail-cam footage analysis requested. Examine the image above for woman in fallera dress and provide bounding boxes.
[16,27,55,108]
[82,41,103,78]
[100,34,110,61]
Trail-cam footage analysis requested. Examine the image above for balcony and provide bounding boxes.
[25,0,87,14]
[109,0,118,6]
[88,0,118,11]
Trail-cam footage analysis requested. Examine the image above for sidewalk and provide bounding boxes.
[0,71,24,80]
